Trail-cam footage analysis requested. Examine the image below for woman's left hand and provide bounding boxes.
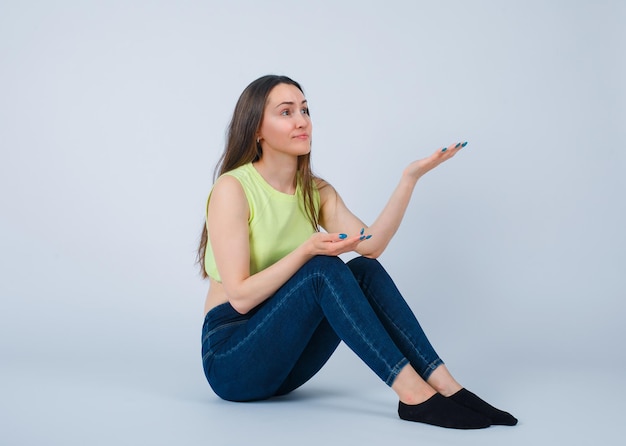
[404,141,467,181]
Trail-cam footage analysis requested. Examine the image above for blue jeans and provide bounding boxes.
[201,256,443,402]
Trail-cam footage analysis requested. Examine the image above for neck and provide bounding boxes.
[253,154,298,194]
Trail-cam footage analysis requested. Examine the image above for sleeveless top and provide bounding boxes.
[204,162,320,282]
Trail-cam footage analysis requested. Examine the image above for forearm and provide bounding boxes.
[225,243,314,314]
[224,231,364,314]
[357,172,419,258]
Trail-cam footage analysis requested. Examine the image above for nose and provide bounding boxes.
[295,112,308,128]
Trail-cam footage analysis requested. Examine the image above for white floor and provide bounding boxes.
[3,343,623,446]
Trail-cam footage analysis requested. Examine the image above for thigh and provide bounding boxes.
[203,269,337,401]
[274,317,341,396]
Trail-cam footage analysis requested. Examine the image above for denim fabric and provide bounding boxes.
[201,256,442,402]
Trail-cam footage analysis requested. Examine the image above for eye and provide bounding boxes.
[301,107,310,115]
[280,109,290,116]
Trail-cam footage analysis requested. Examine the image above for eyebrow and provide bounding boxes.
[274,99,308,109]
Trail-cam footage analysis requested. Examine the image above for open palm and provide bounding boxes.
[404,142,467,181]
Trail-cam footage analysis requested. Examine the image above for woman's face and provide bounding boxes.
[257,83,312,158]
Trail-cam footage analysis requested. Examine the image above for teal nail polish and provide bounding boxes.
[462,141,468,147]
[359,235,365,240]
[339,233,347,239]
[360,228,365,235]
[455,142,461,148]
[441,147,447,152]
[365,234,372,240]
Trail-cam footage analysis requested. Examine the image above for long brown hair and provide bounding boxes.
[196,75,320,278]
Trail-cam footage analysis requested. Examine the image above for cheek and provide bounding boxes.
[261,119,287,139]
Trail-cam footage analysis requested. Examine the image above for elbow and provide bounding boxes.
[357,240,390,259]
[230,300,253,315]
[365,252,381,259]
[227,292,255,314]
[363,251,381,259]
[357,247,383,259]
[223,287,254,315]
[356,235,389,259]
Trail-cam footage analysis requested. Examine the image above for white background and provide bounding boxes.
[1,1,625,445]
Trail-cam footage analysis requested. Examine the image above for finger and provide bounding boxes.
[434,145,451,157]
[318,235,357,254]
[331,231,366,243]
[440,143,453,153]
[444,141,467,152]
[441,141,467,152]
[333,238,364,255]
[320,232,347,242]
[439,142,467,160]
[332,235,362,250]
[320,238,357,255]
[339,235,363,245]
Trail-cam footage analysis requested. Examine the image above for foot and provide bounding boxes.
[398,393,491,429]
[448,388,518,426]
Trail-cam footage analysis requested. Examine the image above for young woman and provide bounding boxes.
[197,74,517,429]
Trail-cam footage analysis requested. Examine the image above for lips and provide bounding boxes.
[293,134,309,140]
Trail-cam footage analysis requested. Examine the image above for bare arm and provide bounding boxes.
[207,175,365,314]
[319,142,466,258]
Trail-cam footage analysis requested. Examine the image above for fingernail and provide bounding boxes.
[359,235,365,240]
[455,142,461,148]
[339,233,347,239]
[461,141,468,147]
[441,147,447,152]
[360,228,365,235]
[365,234,372,240]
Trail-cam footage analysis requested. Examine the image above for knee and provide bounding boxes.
[346,255,383,273]
[306,255,345,271]
[303,255,357,285]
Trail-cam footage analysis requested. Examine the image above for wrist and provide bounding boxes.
[400,170,420,187]
[299,237,316,259]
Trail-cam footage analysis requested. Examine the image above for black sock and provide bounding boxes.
[449,388,518,426]
[398,393,491,429]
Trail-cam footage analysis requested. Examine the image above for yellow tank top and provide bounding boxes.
[204,163,319,282]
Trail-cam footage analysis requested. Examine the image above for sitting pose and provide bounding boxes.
[197,74,517,429]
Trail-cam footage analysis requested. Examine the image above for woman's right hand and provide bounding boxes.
[306,231,368,257]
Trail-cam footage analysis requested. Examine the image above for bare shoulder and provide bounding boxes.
[209,174,248,217]
[315,177,338,204]
[211,175,245,199]
[213,173,244,195]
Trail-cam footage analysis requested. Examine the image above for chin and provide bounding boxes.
[292,146,311,156]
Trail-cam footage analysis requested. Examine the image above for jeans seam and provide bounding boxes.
[423,358,444,381]
[203,320,247,343]
[203,320,248,357]
[319,273,401,382]
[212,273,315,360]
[386,358,410,386]
[212,269,403,385]
[361,282,441,379]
